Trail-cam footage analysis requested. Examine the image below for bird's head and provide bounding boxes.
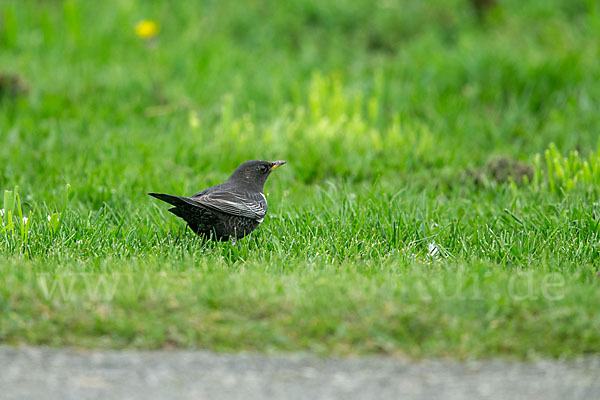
[227,160,286,191]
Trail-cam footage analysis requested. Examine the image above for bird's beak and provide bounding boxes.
[269,160,286,171]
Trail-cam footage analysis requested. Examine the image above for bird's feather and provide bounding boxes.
[191,190,267,220]
[148,193,202,209]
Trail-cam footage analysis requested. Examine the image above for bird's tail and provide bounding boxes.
[148,192,195,208]
[149,192,204,234]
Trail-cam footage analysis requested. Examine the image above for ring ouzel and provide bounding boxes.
[149,160,286,244]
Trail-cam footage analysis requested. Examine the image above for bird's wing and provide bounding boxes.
[191,190,267,220]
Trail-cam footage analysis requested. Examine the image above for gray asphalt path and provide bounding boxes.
[1,346,599,400]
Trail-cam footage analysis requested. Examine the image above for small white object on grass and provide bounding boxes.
[428,242,440,259]
[22,216,28,225]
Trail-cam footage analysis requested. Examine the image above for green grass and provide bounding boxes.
[1,0,599,359]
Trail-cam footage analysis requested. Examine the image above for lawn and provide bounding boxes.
[1,0,599,359]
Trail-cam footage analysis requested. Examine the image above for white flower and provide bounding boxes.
[47,215,52,222]
[22,216,28,225]
[427,242,440,259]
[0,209,4,217]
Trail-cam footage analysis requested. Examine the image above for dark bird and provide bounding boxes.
[149,160,286,245]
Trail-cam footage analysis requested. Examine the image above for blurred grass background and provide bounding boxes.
[0,0,599,358]
[2,0,599,195]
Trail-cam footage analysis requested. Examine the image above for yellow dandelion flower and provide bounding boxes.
[135,20,159,39]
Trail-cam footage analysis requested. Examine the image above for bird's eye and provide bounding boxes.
[259,165,268,173]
